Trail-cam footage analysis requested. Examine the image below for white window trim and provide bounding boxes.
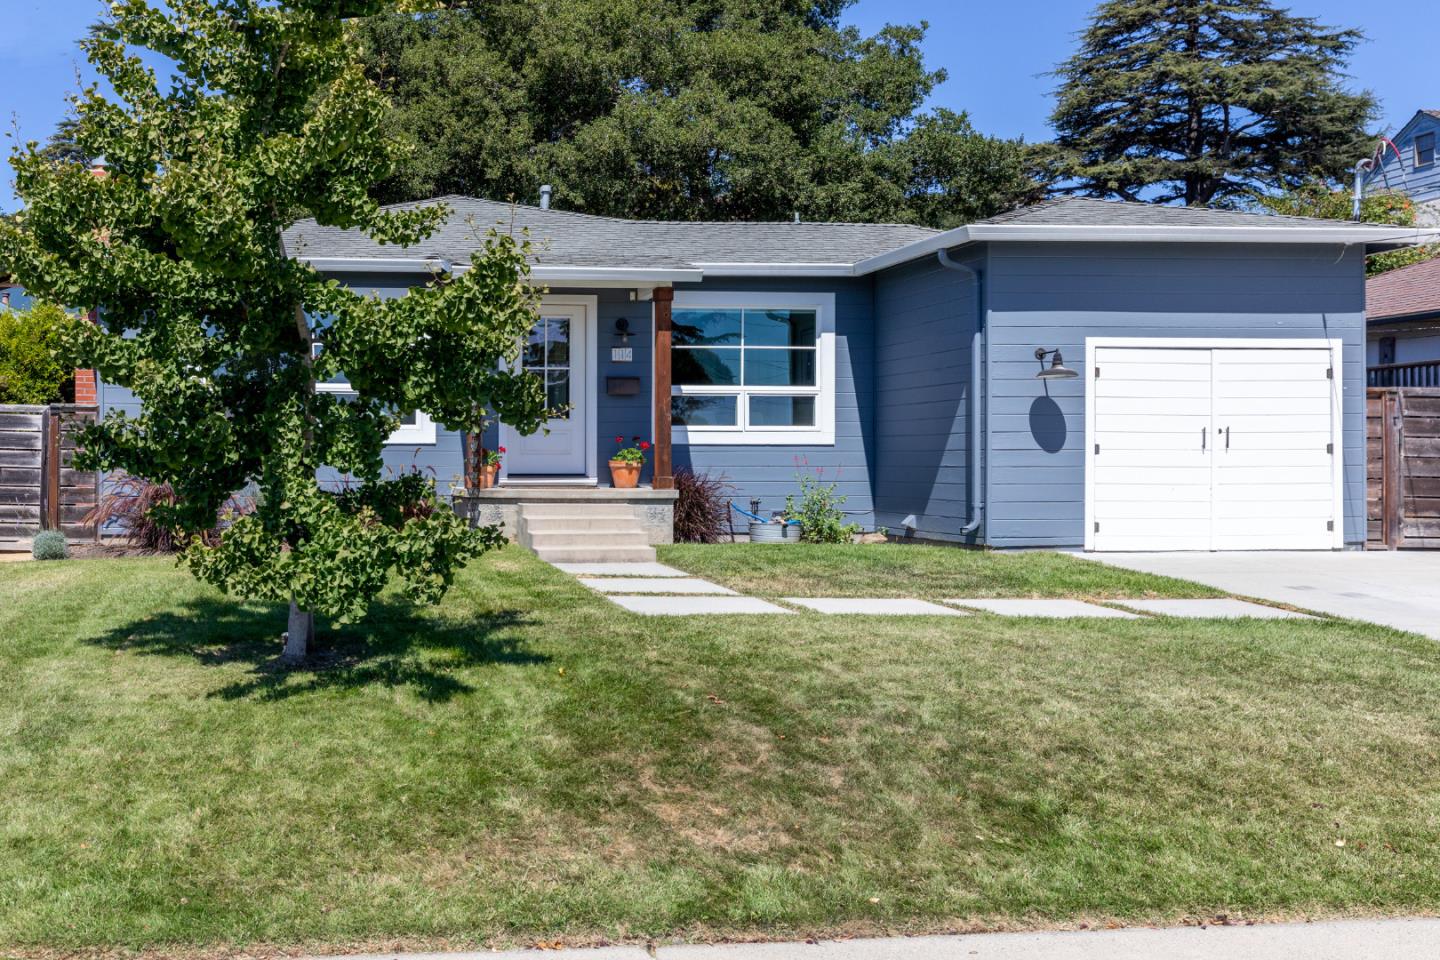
[1416,132,1436,169]
[315,381,438,446]
[670,291,836,446]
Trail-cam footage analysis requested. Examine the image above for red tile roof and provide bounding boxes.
[1367,256,1440,322]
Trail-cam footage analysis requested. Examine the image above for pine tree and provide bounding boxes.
[1047,0,1377,206]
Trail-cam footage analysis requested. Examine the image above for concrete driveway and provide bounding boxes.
[1086,550,1440,639]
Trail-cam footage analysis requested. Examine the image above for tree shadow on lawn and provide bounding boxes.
[88,597,548,704]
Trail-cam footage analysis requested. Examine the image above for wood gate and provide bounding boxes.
[0,404,100,550]
[1368,387,1440,549]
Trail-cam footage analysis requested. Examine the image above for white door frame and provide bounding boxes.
[499,294,599,480]
[1083,336,1345,552]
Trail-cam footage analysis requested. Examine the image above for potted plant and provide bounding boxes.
[476,446,505,489]
[609,435,650,489]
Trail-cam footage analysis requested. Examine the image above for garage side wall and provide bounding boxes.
[872,255,980,541]
[985,242,1367,549]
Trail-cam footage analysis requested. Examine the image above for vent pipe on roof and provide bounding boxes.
[540,184,553,210]
[1352,159,1375,221]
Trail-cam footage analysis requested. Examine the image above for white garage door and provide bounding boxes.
[1087,341,1342,552]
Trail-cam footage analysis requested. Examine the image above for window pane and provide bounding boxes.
[523,325,546,366]
[674,348,741,386]
[745,309,816,347]
[399,410,419,426]
[546,317,570,366]
[744,348,816,386]
[673,309,742,347]
[672,395,738,427]
[1418,133,1436,166]
[750,395,816,427]
[546,372,570,416]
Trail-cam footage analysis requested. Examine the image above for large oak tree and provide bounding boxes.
[359,1,1041,227]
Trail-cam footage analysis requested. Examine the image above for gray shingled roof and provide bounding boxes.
[976,196,1373,229]
[283,196,940,269]
[1367,255,1440,322]
[284,195,1420,272]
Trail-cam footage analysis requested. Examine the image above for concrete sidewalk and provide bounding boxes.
[310,918,1440,960]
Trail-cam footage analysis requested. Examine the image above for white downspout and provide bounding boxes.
[938,249,985,538]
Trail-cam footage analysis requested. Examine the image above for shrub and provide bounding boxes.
[31,530,68,561]
[673,469,732,543]
[0,301,75,405]
[784,474,861,544]
[83,475,256,552]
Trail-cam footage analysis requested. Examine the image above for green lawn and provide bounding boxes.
[658,543,1224,599]
[3,547,1440,956]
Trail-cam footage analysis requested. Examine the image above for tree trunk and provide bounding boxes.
[284,601,313,663]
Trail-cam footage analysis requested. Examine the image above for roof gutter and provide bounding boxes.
[854,224,1440,276]
[300,256,453,274]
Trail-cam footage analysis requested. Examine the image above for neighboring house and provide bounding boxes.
[1367,256,1440,386]
[1364,109,1440,227]
[92,196,1430,551]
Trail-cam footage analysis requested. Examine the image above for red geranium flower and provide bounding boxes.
[497,446,506,454]
[639,441,651,450]
[615,435,624,444]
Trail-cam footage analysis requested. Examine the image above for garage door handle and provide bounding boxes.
[1225,427,1230,450]
[1201,427,1206,451]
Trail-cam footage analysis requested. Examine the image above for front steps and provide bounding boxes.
[517,502,657,564]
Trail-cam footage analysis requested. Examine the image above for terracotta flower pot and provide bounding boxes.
[609,459,641,489]
[476,463,500,489]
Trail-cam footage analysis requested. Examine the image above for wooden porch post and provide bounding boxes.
[652,287,674,490]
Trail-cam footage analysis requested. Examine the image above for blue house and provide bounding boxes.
[1365,109,1440,226]
[97,196,1427,553]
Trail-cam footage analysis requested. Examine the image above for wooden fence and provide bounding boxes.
[1368,387,1440,549]
[0,404,100,550]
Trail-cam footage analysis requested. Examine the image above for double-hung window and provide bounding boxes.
[315,381,437,445]
[1416,132,1436,169]
[669,292,835,445]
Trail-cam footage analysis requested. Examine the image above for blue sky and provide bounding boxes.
[1,0,1434,212]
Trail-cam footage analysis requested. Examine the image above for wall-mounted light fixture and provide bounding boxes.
[1034,347,1079,380]
[614,317,632,344]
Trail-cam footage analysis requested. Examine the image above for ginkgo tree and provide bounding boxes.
[0,0,551,661]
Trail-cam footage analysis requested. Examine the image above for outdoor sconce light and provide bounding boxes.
[614,317,632,344]
[1034,347,1079,380]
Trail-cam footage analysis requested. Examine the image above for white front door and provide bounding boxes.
[501,300,591,477]
[1088,341,1342,552]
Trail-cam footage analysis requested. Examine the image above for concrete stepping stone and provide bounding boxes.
[783,598,969,616]
[945,598,1140,618]
[580,577,735,595]
[554,562,690,577]
[1118,598,1315,619]
[607,595,793,615]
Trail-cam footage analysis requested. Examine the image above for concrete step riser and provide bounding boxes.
[519,505,637,519]
[520,517,644,532]
[533,546,657,564]
[526,532,651,548]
